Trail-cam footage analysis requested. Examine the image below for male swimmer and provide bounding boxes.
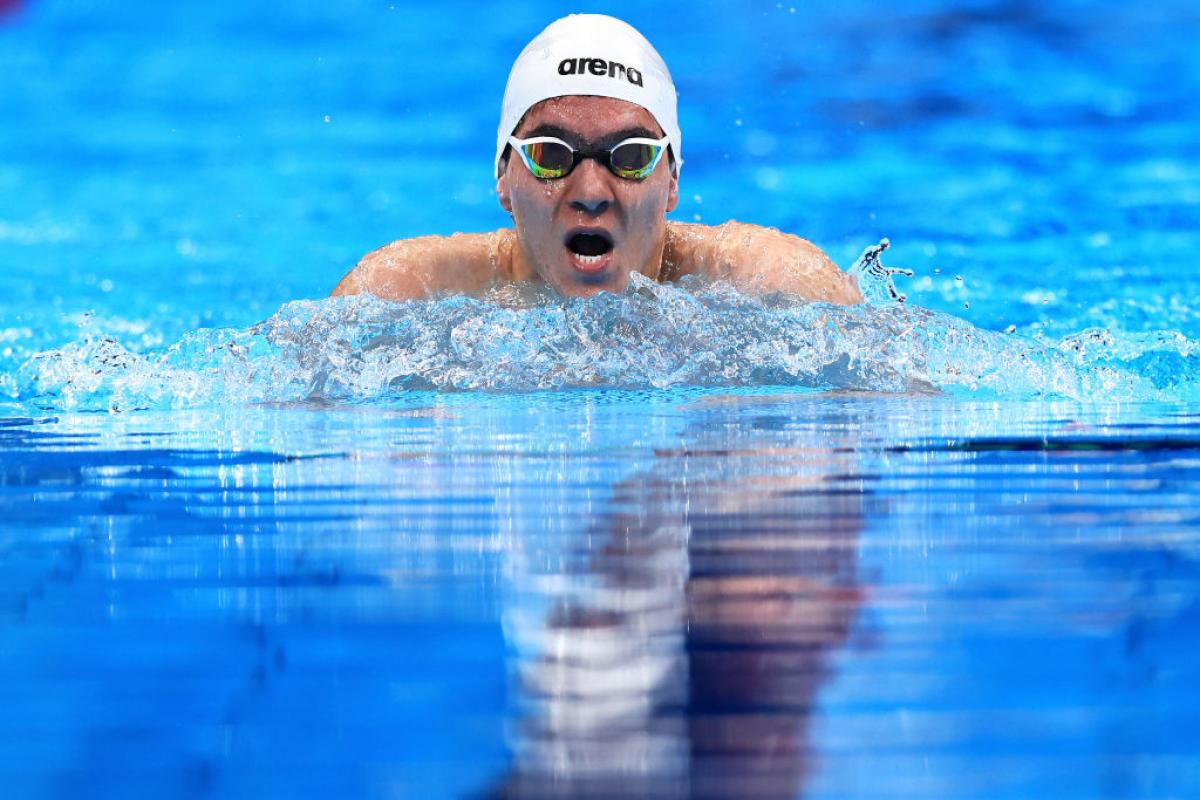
[332,14,863,305]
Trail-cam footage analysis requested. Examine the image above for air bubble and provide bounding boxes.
[13,275,1184,408]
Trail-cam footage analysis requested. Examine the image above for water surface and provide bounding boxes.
[2,0,1199,797]
[4,393,1199,798]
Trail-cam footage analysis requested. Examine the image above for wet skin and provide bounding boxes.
[331,96,863,304]
[497,96,679,297]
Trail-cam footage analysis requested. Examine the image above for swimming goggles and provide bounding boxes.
[507,135,670,180]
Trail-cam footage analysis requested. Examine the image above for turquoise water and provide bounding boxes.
[2,1,1200,798]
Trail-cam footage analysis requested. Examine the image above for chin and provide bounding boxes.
[564,267,634,295]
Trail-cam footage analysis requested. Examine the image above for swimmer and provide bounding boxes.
[332,14,863,305]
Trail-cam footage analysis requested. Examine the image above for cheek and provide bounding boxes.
[510,185,562,232]
[628,172,672,211]
[509,188,568,264]
[620,183,672,237]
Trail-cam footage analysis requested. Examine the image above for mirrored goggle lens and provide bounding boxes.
[520,141,573,178]
[610,142,662,178]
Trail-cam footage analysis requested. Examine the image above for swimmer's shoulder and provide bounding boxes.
[662,220,775,280]
[332,229,519,300]
[663,220,861,304]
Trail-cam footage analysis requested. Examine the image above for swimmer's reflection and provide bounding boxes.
[491,399,864,799]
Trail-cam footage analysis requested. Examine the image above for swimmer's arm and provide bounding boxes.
[663,221,863,305]
[331,230,511,300]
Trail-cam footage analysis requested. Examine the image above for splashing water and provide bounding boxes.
[8,247,1198,412]
[848,238,913,305]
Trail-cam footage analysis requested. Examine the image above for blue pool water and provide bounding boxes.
[2,1,1200,798]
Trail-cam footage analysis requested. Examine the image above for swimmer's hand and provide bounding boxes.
[664,221,864,305]
[848,238,912,306]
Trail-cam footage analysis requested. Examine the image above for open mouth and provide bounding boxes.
[565,230,615,271]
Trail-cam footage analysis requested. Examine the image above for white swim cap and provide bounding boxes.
[495,14,682,179]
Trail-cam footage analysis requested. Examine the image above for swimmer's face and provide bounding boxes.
[497,96,679,296]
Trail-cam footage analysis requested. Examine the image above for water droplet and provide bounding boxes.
[1005,324,1017,333]
[323,115,331,123]
[754,168,781,191]
[934,268,941,275]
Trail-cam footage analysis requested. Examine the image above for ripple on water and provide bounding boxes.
[8,247,1199,411]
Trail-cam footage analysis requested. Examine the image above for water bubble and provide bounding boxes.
[323,115,331,123]
[754,169,781,191]
[849,239,911,306]
[955,275,963,282]
[14,276,1192,409]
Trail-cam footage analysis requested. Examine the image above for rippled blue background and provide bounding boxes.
[3,1,1200,798]
[3,0,1198,352]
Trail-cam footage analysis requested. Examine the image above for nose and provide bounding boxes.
[567,158,614,216]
